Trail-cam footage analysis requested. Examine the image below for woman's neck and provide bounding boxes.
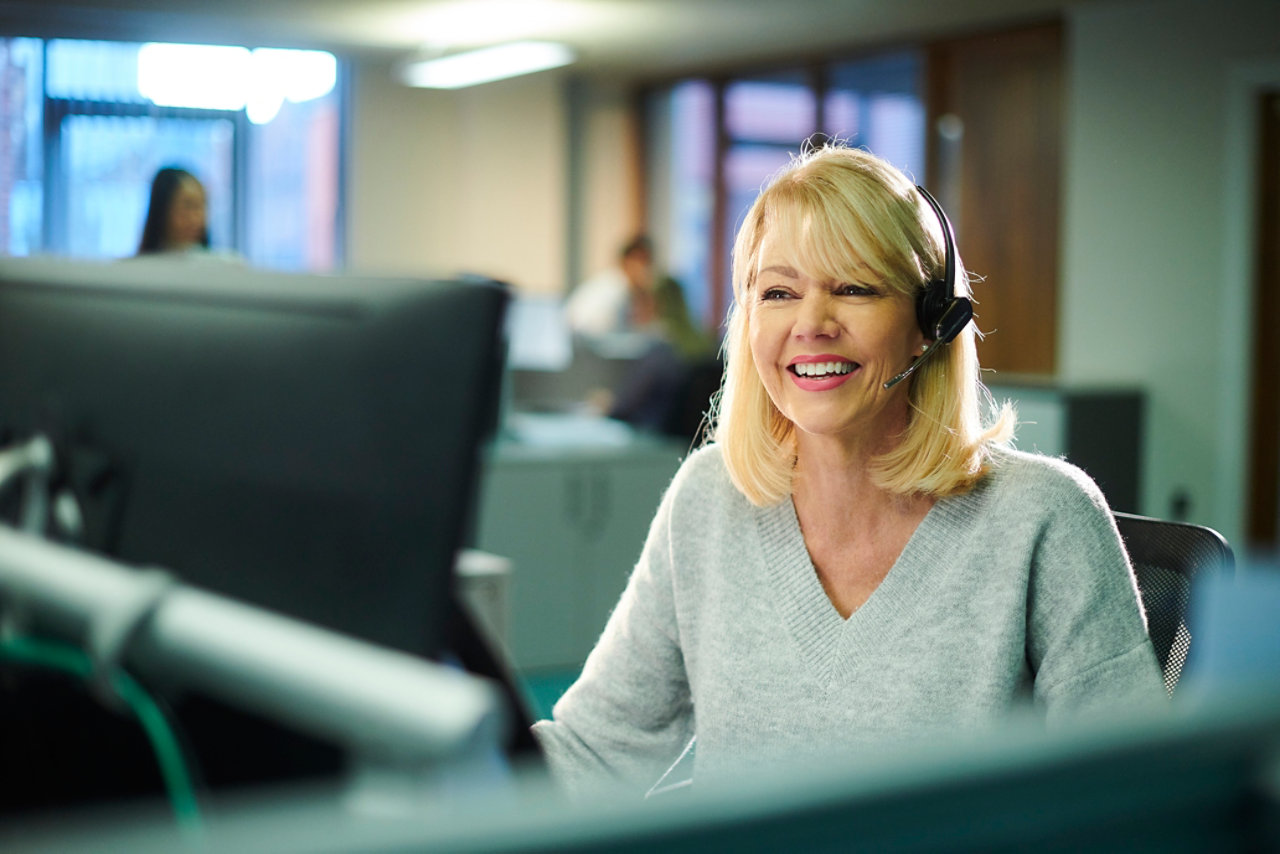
[790,418,924,531]
[793,447,889,519]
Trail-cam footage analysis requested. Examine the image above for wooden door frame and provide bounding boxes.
[1247,90,1280,550]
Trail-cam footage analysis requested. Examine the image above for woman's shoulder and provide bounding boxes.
[661,442,753,512]
[983,445,1111,513]
[945,447,1119,552]
[669,442,732,492]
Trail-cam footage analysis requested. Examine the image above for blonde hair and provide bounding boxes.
[710,144,1014,506]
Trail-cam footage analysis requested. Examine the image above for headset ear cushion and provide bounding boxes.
[917,278,950,339]
[933,296,974,343]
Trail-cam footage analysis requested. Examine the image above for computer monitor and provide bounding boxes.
[0,256,511,808]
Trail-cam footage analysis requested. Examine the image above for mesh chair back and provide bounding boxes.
[1113,511,1234,696]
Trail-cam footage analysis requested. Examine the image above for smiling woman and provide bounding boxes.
[720,145,999,503]
[531,142,1168,801]
[746,234,926,462]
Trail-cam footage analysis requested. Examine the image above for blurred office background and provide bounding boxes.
[0,0,1277,709]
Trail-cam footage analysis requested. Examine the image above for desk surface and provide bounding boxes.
[5,685,1279,853]
[491,411,691,462]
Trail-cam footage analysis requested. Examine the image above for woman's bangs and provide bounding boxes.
[764,197,879,287]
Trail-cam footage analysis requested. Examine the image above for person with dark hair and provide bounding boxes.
[565,235,655,337]
[565,234,715,433]
[136,166,211,256]
[565,234,709,357]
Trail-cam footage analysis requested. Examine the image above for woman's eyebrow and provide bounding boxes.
[758,264,800,278]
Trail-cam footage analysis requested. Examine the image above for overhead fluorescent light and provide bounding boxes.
[138,43,337,124]
[397,41,574,89]
[137,43,251,110]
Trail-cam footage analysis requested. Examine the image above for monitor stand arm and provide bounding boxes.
[0,524,508,793]
[0,434,53,534]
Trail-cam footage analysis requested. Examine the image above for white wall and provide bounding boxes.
[575,81,644,286]
[345,61,570,294]
[1062,0,1280,547]
[346,64,637,296]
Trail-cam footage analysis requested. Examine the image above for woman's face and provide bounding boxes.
[166,177,207,250]
[748,229,925,446]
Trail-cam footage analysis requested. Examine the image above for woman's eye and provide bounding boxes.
[836,283,877,297]
[760,287,792,301]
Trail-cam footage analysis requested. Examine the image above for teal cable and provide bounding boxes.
[0,635,203,838]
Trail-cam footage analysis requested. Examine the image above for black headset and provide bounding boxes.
[882,186,973,390]
[914,185,973,343]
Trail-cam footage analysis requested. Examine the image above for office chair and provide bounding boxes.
[1113,511,1235,696]
[660,355,724,445]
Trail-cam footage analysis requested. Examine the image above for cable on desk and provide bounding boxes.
[0,635,203,839]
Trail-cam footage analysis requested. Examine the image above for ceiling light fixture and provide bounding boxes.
[397,41,575,89]
[138,43,337,124]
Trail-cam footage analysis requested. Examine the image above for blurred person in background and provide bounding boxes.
[135,166,240,263]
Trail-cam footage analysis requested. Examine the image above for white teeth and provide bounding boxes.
[794,361,853,377]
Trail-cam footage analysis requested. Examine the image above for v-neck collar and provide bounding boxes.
[755,478,991,687]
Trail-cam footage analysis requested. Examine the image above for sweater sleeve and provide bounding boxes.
[531,461,694,799]
[1021,459,1167,725]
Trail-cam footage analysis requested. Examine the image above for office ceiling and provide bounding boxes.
[0,0,1086,79]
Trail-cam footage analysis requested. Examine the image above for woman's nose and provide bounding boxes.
[794,292,839,339]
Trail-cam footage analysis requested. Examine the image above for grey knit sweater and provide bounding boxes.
[532,443,1166,797]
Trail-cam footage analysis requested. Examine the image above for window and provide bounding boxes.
[0,37,342,270]
[1,38,45,257]
[654,80,716,328]
[824,52,925,178]
[647,51,924,332]
[721,70,817,325]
